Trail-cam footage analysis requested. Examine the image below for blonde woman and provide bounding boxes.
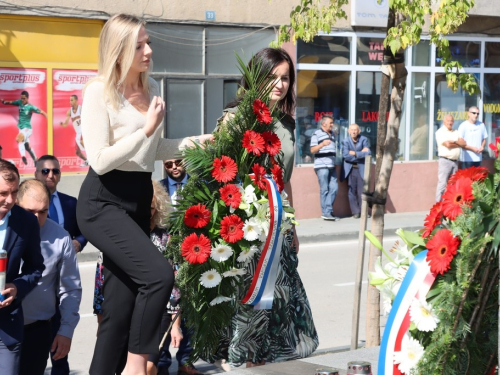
[76,14,209,375]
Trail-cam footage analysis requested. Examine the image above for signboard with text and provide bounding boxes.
[351,0,389,27]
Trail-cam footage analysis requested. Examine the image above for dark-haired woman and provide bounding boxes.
[214,48,318,370]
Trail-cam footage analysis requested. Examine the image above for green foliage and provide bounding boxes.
[273,0,479,94]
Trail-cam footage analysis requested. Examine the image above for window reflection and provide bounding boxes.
[297,36,351,65]
[483,74,500,158]
[410,73,430,160]
[357,37,385,65]
[435,40,481,67]
[485,42,500,68]
[296,70,350,164]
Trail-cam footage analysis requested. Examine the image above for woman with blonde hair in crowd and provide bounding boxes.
[77,14,210,375]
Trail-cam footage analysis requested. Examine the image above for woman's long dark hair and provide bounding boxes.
[226,48,295,116]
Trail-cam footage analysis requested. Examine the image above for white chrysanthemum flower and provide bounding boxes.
[209,295,232,306]
[237,245,259,263]
[393,334,425,374]
[210,243,233,262]
[223,268,246,278]
[243,218,263,241]
[410,298,439,332]
[199,269,222,288]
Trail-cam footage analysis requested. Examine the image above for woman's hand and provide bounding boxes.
[144,96,165,137]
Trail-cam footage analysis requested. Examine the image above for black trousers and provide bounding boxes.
[19,320,52,375]
[77,168,174,375]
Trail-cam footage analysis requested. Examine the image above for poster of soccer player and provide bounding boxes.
[52,69,97,173]
[0,68,48,173]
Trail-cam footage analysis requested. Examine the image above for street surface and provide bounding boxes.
[44,237,397,374]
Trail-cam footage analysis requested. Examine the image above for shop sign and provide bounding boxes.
[361,111,389,122]
[351,0,389,27]
[314,111,333,122]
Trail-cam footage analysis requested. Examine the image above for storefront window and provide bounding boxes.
[483,74,500,158]
[435,40,481,68]
[297,35,351,65]
[412,42,431,66]
[355,71,388,157]
[409,73,431,160]
[148,24,204,74]
[357,37,385,65]
[296,70,350,164]
[485,42,500,68]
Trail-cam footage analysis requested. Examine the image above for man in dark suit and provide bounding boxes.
[160,157,188,206]
[340,124,371,219]
[0,159,45,374]
[34,155,86,375]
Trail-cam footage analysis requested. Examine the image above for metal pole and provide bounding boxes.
[350,155,372,350]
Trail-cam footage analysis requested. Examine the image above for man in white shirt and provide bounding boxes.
[458,106,488,169]
[435,115,466,201]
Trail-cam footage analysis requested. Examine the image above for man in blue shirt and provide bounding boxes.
[458,106,488,169]
[310,116,340,221]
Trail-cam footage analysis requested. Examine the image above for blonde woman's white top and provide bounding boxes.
[81,78,182,175]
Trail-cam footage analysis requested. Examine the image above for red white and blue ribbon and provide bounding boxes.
[242,175,283,310]
[378,250,436,375]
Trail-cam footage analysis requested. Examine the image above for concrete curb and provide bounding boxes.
[298,226,423,244]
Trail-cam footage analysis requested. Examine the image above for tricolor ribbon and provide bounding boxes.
[378,250,436,375]
[242,175,284,310]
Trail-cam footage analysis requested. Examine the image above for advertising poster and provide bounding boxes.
[0,68,48,173]
[52,69,97,173]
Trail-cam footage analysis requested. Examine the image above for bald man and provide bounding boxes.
[458,106,488,169]
[435,115,466,201]
[17,180,81,375]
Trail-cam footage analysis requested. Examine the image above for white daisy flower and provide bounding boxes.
[237,245,259,263]
[393,334,425,374]
[223,268,246,277]
[410,298,439,332]
[199,269,222,288]
[243,218,263,241]
[210,243,233,262]
[209,295,232,306]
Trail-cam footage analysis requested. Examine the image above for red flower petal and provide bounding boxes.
[242,130,266,156]
[181,233,211,264]
[262,131,282,157]
[448,166,488,185]
[426,228,460,275]
[271,164,285,192]
[184,203,211,228]
[441,177,474,220]
[422,201,443,238]
[251,163,267,191]
[212,155,238,183]
[489,143,499,158]
[219,214,244,243]
[252,99,273,124]
[219,184,242,209]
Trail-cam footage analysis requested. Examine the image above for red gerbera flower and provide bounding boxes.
[242,130,266,156]
[184,203,211,228]
[271,164,285,192]
[181,233,211,264]
[447,166,488,185]
[489,142,499,158]
[422,202,443,238]
[219,184,242,209]
[441,177,474,220]
[252,99,272,124]
[219,214,244,243]
[251,163,267,191]
[262,131,282,157]
[212,155,238,183]
[426,228,460,275]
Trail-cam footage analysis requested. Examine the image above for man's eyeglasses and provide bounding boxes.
[164,160,182,169]
[40,168,61,175]
[470,111,479,115]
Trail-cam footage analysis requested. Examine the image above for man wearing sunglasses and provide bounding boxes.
[458,106,488,169]
[34,155,86,375]
[160,158,187,206]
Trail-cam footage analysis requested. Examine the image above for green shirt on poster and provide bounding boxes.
[10,99,41,130]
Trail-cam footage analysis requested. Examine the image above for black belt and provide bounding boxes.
[314,152,336,158]
[25,319,51,329]
[439,156,458,162]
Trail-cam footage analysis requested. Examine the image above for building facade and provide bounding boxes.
[0,0,498,219]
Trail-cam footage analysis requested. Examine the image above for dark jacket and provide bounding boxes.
[58,191,87,251]
[340,135,371,182]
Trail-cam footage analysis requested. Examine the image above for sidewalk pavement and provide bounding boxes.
[77,211,428,262]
